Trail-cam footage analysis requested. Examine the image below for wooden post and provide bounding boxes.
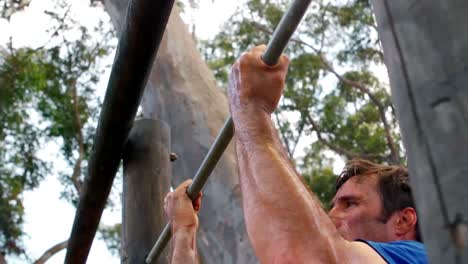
[371,1,468,263]
[122,119,171,263]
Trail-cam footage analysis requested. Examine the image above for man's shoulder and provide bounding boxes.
[359,240,429,264]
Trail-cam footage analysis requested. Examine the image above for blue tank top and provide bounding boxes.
[360,240,429,264]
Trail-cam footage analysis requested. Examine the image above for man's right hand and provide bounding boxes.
[228,45,289,118]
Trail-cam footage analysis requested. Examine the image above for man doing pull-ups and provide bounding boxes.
[164,45,428,264]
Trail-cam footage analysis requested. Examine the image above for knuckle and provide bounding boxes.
[254,44,266,53]
[184,179,192,185]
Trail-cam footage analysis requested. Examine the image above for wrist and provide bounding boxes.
[171,226,198,263]
[232,109,277,151]
[172,223,198,234]
[231,103,272,129]
[231,101,271,117]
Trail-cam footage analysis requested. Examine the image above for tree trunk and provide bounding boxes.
[371,1,468,263]
[122,119,171,263]
[103,1,256,263]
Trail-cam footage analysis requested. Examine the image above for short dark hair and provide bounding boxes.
[335,159,421,241]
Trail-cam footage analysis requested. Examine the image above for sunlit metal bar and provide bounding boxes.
[64,0,175,262]
[145,0,312,262]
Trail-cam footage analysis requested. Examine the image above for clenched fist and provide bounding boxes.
[228,45,289,117]
[164,179,202,232]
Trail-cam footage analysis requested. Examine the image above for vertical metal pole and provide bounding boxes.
[65,0,175,262]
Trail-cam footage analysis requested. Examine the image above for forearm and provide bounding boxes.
[171,228,199,264]
[234,108,343,262]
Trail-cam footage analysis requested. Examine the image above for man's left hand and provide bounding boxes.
[164,179,202,232]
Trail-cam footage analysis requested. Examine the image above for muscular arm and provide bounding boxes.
[234,106,344,263]
[228,46,386,264]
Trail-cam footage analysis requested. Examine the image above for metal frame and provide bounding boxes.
[64,0,175,262]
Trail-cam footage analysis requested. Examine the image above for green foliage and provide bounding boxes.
[303,168,336,210]
[0,2,115,256]
[199,0,403,206]
[0,48,50,255]
[316,70,391,163]
[99,224,121,256]
[299,146,337,209]
[0,0,31,20]
[325,0,383,64]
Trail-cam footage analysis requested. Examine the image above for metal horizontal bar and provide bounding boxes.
[146,117,234,263]
[262,0,312,66]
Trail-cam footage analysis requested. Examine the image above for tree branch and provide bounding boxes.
[321,4,380,33]
[34,6,72,51]
[1,0,31,20]
[319,58,400,164]
[274,111,293,159]
[290,121,305,157]
[249,21,400,163]
[71,79,83,194]
[34,240,68,264]
[305,111,384,160]
[291,36,399,163]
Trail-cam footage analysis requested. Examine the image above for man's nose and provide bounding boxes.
[328,205,337,218]
[327,207,342,228]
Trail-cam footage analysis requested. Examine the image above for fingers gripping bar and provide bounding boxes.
[145,0,312,262]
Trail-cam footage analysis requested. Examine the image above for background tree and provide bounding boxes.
[0,0,116,261]
[0,0,406,262]
[200,0,404,206]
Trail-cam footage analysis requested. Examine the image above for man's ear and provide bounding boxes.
[394,207,418,239]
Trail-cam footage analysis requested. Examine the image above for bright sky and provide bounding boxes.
[0,0,246,263]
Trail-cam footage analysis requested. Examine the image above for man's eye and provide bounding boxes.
[345,201,357,208]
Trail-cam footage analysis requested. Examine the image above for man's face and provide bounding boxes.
[328,174,395,242]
